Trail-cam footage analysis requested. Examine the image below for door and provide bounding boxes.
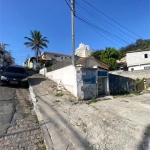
[97,78,105,95]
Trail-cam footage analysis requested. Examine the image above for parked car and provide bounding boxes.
[0,66,6,75]
[0,65,29,87]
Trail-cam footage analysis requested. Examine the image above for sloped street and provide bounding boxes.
[29,73,150,150]
[0,86,46,150]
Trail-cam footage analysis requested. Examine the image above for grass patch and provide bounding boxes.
[36,138,46,150]
[55,92,64,97]
[69,99,73,102]
[26,100,33,107]
[113,91,140,98]
[87,97,111,104]
[87,97,97,104]
[55,100,60,102]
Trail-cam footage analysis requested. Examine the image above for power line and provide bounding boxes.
[77,17,120,48]
[81,0,141,38]
[65,0,72,10]
[75,1,137,40]
[75,14,129,45]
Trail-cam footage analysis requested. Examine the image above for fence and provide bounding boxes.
[109,73,136,95]
[47,59,72,72]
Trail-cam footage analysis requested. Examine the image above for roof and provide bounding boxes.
[41,52,72,57]
[76,56,109,70]
[127,49,150,53]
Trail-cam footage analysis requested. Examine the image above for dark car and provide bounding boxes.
[0,65,29,87]
[0,66,6,74]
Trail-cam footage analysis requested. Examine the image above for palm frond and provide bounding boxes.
[24,30,49,59]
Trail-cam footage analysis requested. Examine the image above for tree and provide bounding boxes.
[24,30,49,62]
[92,47,120,70]
[100,47,119,70]
[118,39,150,58]
[91,50,102,60]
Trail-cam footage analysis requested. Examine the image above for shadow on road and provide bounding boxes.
[28,78,46,86]
[138,125,150,150]
[0,126,39,139]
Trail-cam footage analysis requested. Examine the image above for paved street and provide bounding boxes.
[1,73,150,150]
[0,85,46,150]
[29,73,150,150]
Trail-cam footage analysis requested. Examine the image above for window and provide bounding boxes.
[144,66,150,70]
[130,56,136,61]
[144,54,148,58]
[131,68,134,71]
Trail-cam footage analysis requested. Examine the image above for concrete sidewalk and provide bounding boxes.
[28,74,92,150]
[28,73,150,150]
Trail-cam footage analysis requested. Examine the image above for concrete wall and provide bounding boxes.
[45,65,109,100]
[39,68,47,75]
[109,74,136,95]
[46,65,78,97]
[109,70,150,79]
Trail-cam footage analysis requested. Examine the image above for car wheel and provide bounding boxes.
[0,82,4,86]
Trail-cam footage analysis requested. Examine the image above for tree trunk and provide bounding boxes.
[36,49,38,63]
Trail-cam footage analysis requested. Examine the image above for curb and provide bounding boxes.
[28,83,54,150]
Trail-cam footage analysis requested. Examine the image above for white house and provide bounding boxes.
[45,56,110,100]
[126,49,150,71]
[40,52,71,62]
[75,43,92,57]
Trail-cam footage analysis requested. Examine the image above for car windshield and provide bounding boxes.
[5,67,26,74]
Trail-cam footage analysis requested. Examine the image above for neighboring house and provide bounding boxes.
[76,56,109,70]
[40,52,71,62]
[45,56,110,100]
[116,56,127,70]
[75,43,92,57]
[23,57,40,70]
[126,49,150,71]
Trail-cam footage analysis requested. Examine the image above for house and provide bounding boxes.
[23,57,40,70]
[40,51,71,62]
[76,56,109,70]
[116,56,127,70]
[75,43,92,57]
[126,49,150,71]
[45,56,110,100]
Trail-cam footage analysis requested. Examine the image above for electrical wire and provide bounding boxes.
[75,0,137,40]
[81,0,141,38]
[75,14,129,45]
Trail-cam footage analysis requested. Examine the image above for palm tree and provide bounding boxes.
[24,30,49,62]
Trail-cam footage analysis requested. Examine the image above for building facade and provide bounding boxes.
[75,43,91,57]
[126,49,150,71]
[40,52,71,62]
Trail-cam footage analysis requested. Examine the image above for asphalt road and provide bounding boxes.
[0,85,24,137]
[0,84,46,149]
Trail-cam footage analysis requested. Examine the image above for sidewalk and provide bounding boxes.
[28,74,92,150]
[28,73,150,150]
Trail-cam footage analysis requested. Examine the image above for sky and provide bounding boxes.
[0,0,150,65]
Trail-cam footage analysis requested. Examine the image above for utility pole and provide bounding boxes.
[71,0,75,66]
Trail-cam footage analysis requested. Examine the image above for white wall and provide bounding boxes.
[127,50,150,67]
[46,65,78,97]
[128,64,150,71]
[39,68,47,75]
